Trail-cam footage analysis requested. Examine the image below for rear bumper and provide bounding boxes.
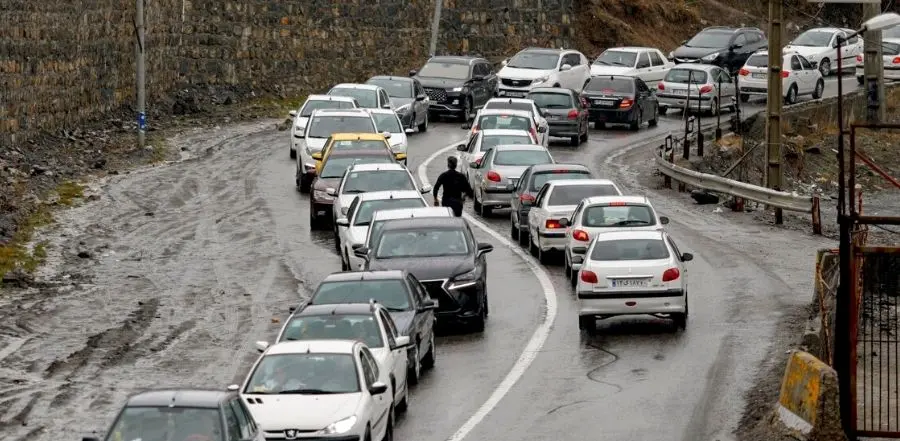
[548,121,580,136]
[577,289,686,315]
[535,229,566,251]
[588,107,637,123]
[657,94,715,111]
[481,189,513,207]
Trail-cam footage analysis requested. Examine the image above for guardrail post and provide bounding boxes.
[812,196,822,235]
[716,75,723,140]
[662,143,672,189]
[697,130,704,157]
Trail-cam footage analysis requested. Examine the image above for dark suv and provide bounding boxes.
[411,56,498,122]
[670,26,767,74]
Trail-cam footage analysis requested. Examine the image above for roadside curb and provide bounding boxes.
[770,350,847,441]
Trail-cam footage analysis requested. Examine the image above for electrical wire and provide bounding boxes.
[871,224,900,235]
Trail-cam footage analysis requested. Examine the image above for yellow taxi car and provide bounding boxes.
[310,133,406,170]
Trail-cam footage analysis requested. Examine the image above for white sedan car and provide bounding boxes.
[561,196,669,287]
[331,162,431,228]
[235,340,396,441]
[526,179,621,264]
[482,97,550,145]
[335,190,428,271]
[572,230,693,332]
[856,38,900,85]
[456,128,538,182]
[463,108,548,148]
[783,27,862,76]
[737,50,824,104]
[368,108,412,163]
[590,47,674,87]
[289,95,358,159]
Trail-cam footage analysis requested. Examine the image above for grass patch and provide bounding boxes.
[57,181,84,206]
[0,205,53,284]
[246,95,307,118]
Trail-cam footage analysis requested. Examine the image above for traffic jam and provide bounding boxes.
[88,21,899,441]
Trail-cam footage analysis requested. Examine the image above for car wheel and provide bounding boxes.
[578,315,595,332]
[674,293,689,330]
[570,268,578,289]
[629,111,641,131]
[408,343,421,385]
[648,106,659,127]
[470,297,486,332]
[658,105,668,114]
[518,226,529,247]
[382,407,394,441]
[812,79,824,100]
[421,332,436,369]
[299,174,312,194]
[473,195,482,214]
[537,242,551,265]
[708,98,718,116]
[309,204,320,230]
[364,426,372,441]
[290,148,296,159]
[570,134,579,146]
[295,170,302,192]
[333,229,341,252]
[739,93,750,103]
[460,97,473,122]
[580,123,589,143]
[341,248,349,271]
[819,58,831,77]
[418,112,428,132]
[510,214,519,240]
[784,84,798,105]
[564,256,571,279]
[857,76,865,86]
[529,233,539,256]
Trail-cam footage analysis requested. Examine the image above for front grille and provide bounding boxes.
[424,87,447,102]
[420,279,457,312]
[501,78,532,87]
[674,57,699,63]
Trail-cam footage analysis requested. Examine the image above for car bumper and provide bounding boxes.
[427,93,468,113]
[548,121,580,136]
[481,188,514,207]
[657,94,715,111]
[536,229,567,251]
[857,66,900,81]
[577,289,686,315]
[311,201,334,218]
[263,434,360,441]
[420,279,485,324]
[566,245,587,271]
[588,107,637,123]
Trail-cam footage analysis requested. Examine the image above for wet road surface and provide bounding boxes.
[0,75,851,441]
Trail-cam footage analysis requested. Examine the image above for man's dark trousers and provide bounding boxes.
[442,198,463,217]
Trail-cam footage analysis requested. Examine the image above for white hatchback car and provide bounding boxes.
[590,46,674,87]
[463,108,548,147]
[456,128,539,182]
[368,108,412,162]
[525,179,622,264]
[561,196,669,286]
[572,230,693,332]
[855,38,900,85]
[482,97,550,145]
[738,50,824,104]
[783,27,862,76]
[289,95,358,159]
[335,190,428,271]
[234,340,396,441]
[330,162,431,227]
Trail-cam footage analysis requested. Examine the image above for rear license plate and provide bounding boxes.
[752,73,766,79]
[593,99,615,106]
[672,89,687,96]
[546,114,560,120]
[609,278,650,288]
[502,91,526,97]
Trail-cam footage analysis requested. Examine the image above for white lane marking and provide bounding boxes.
[417,142,558,441]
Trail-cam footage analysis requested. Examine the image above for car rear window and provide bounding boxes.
[590,238,670,261]
[478,115,532,131]
[320,156,393,178]
[664,69,707,84]
[883,42,900,56]
[745,54,768,67]
[530,171,591,191]
[330,140,387,151]
[301,100,355,117]
[494,150,552,166]
[485,101,534,114]
[482,134,534,150]
[527,92,574,109]
[547,184,619,206]
[581,204,656,227]
[585,77,634,93]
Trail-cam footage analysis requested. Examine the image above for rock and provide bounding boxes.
[690,189,720,205]
[145,211,154,216]
[805,145,822,154]
[77,250,92,259]
[92,159,107,169]
[276,118,291,131]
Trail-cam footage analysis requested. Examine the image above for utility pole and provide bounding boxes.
[863,2,886,122]
[765,0,784,224]
[136,0,146,148]
[428,0,443,56]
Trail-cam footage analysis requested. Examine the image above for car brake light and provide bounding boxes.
[893,56,900,64]
[607,202,626,206]
[567,109,579,119]
[657,82,665,90]
[520,194,536,203]
[857,55,863,63]
[546,219,562,229]
[581,270,598,283]
[781,70,790,78]
[739,68,750,76]
[662,268,680,282]
[698,85,713,94]
[619,98,634,108]
[572,229,589,241]
[486,171,501,182]
[472,124,479,134]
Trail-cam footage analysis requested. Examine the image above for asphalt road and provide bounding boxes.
[0,75,851,441]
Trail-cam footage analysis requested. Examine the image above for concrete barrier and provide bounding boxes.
[772,350,847,441]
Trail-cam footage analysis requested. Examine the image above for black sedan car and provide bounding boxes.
[583,75,659,130]
[354,217,494,332]
[508,163,594,245]
[411,55,498,122]
[366,75,430,132]
[526,87,590,146]
[302,270,438,384]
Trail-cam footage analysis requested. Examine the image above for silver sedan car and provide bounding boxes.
[467,144,555,217]
[656,63,736,115]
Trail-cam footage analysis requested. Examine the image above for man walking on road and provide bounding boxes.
[432,156,474,217]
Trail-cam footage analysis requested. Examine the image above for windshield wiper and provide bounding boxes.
[611,61,631,67]
[615,219,651,226]
[279,388,343,395]
[384,306,408,312]
[595,60,611,66]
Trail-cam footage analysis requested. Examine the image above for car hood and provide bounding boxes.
[243,393,359,432]
[415,77,467,89]
[498,66,555,80]
[367,255,474,281]
[393,97,414,108]
[388,132,407,148]
[305,137,328,152]
[672,46,724,59]
[314,177,341,191]
[589,65,635,76]
[783,45,826,59]
[388,310,416,334]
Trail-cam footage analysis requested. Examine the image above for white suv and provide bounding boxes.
[497,47,591,97]
[289,95,357,159]
[572,230,692,332]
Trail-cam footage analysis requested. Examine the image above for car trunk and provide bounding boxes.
[590,258,670,290]
[541,108,574,123]
[583,91,631,110]
[490,164,530,187]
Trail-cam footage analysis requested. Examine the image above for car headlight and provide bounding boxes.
[448,269,477,290]
[396,104,411,113]
[317,415,357,435]
[534,76,550,84]
[313,190,334,201]
[701,52,719,61]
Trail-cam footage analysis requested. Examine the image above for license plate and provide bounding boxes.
[546,114,560,120]
[610,278,650,288]
[672,89,687,96]
[593,99,615,106]
[503,91,526,97]
[752,73,766,79]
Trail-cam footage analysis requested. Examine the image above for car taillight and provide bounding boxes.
[567,109,579,119]
[572,229,589,241]
[607,201,626,206]
[546,219,562,229]
[739,68,750,76]
[658,82,665,90]
[857,55,863,63]
[781,70,790,78]
[893,56,900,64]
[486,171,501,182]
[520,193,536,203]
[581,270,598,284]
[472,125,479,134]
[698,85,713,94]
[662,268,680,282]
[619,98,634,108]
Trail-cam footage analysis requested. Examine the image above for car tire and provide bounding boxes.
[396,377,409,412]
[473,196,482,214]
[418,112,428,132]
[537,242,551,265]
[341,249,349,271]
[658,105,668,114]
[382,407,395,441]
[580,124,589,143]
[471,297,487,332]
[421,332,436,369]
[460,97,473,122]
[629,111,641,131]
[570,268,578,289]
[784,84,798,105]
[309,205,321,230]
[648,106,659,127]
[673,293,688,330]
[518,226,529,247]
[857,76,865,86]
[570,134,579,146]
[708,98,718,116]
[408,343,421,385]
[812,79,824,100]
[364,426,372,441]
[819,58,831,77]
[510,215,519,240]
[299,174,312,194]
[578,315,595,332]
[739,93,750,103]
[290,148,297,159]
[529,233,539,256]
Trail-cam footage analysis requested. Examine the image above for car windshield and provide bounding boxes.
[330,139,388,152]
[664,69,707,84]
[244,353,360,395]
[507,51,560,69]
[376,228,469,258]
[593,50,637,67]
[482,134,534,150]
[884,25,900,39]
[280,314,383,348]
[355,199,426,226]
[310,280,411,310]
[485,101,534,114]
[367,79,413,98]
[528,92,574,109]
[547,184,619,205]
[418,62,470,80]
[308,116,376,138]
[591,238,671,261]
[585,77,634,93]
[372,113,403,133]
[301,100,355,117]
[582,204,657,227]
[104,406,223,441]
[494,150,552,166]
[321,156,393,178]
[883,42,900,56]
[477,115,532,130]
[791,30,833,47]
[530,171,591,191]
[343,170,415,193]
[329,88,377,108]
[686,30,733,48]
[745,54,768,67]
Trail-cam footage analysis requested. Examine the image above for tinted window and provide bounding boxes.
[280,314,383,347]
[493,150,552,166]
[329,88,378,108]
[528,92,574,109]
[530,171,591,191]
[244,353,360,394]
[376,228,469,258]
[229,399,253,440]
[371,113,403,133]
[343,170,415,193]
[223,402,242,441]
[354,198,426,225]
[593,50,637,67]
[883,42,900,56]
[418,62,470,80]
[484,101,534,114]
[308,115,376,138]
[686,30,734,48]
[482,134,534,150]
[581,204,656,227]
[884,25,900,39]
[791,30,834,47]
[321,156,393,178]
[547,184,619,206]
[664,69,707,84]
[507,51,560,70]
[585,77,634,93]
[477,114,532,130]
[330,139,388,151]
[745,54,768,67]
[105,407,224,441]
[590,238,670,261]
[311,280,412,310]
[649,51,665,66]
[366,79,413,98]
[301,99,355,117]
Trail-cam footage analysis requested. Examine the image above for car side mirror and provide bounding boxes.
[461,122,472,129]
[476,242,494,256]
[369,381,388,395]
[311,152,322,160]
[289,110,297,117]
[336,217,350,227]
[288,305,297,312]
[416,94,427,101]
[409,69,417,77]
[537,126,547,133]
[226,384,240,392]
[254,341,269,353]
[809,61,818,69]
[730,43,743,50]
[681,39,688,45]
[394,335,412,349]
[559,218,569,227]
[660,216,670,225]
[501,59,509,66]
[396,153,408,162]
[419,299,438,311]
[326,188,337,197]
[382,131,392,139]
[382,103,391,109]
[341,207,349,215]
[560,64,572,71]
[353,246,370,259]
[420,184,432,194]
[405,127,415,134]
[469,161,481,169]
[456,143,467,151]
[572,246,588,254]
[682,252,694,262]
[571,255,584,264]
